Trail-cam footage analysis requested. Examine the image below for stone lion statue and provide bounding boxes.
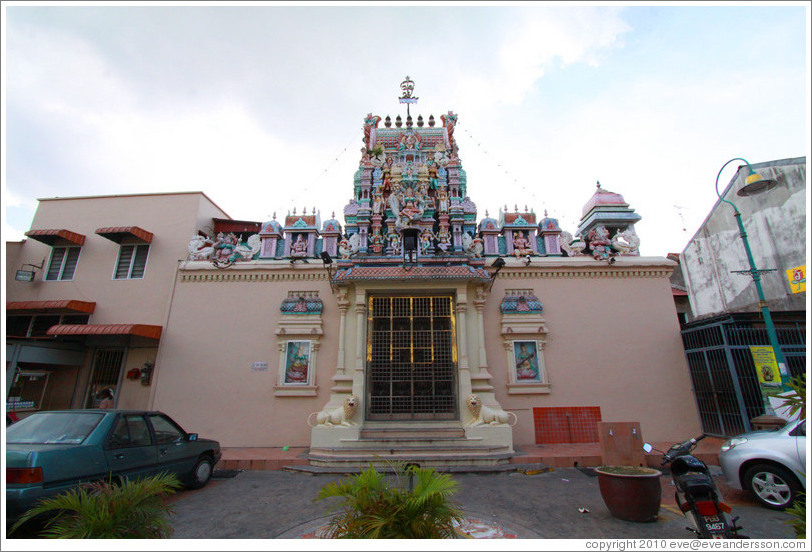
[465,394,517,426]
[308,395,359,427]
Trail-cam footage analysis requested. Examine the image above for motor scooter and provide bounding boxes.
[645,436,745,538]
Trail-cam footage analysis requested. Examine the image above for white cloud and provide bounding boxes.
[8,21,134,117]
[2,186,32,209]
[3,219,27,243]
[452,7,631,109]
[3,5,806,258]
[2,187,38,242]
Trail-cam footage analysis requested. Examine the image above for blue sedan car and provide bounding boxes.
[6,410,221,521]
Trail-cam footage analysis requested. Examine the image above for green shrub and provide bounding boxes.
[780,374,806,539]
[316,463,464,538]
[10,472,181,538]
[785,493,805,539]
[780,373,806,422]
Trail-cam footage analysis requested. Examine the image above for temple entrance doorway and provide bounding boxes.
[366,295,457,421]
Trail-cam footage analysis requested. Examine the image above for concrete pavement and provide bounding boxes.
[167,467,797,540]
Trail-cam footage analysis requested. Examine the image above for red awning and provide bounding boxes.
[95,226,154,244]
[25,229,86,246]
[6,300,97,314]
[212,218,262,234]
[47,324,162,341]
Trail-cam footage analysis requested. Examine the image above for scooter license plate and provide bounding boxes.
[703,518,725,532]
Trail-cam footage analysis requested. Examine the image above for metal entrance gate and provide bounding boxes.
[681,316,806,437]
[367,295,457,420]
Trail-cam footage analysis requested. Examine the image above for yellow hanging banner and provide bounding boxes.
[750,346,782,391]
[786,266,806,293]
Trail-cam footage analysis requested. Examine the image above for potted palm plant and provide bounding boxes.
[315,463,465,538]
[10,472,181,538]
[594,465,662,522]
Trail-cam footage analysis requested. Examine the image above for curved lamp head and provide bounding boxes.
[738,169,778,197]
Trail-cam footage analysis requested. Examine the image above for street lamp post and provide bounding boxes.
[714,158,790,415]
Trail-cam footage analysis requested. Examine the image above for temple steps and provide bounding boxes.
[303,450,515,470]
[359,423,467,441]
[305,421,513,469]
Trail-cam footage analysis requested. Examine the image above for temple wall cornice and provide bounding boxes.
[176,257,675,283]
[495,256,676,280]
[179,264,328,284]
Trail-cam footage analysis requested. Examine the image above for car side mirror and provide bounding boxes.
[642,443,654,453]
[187,433,198,441]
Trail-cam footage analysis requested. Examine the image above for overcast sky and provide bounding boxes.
[2,2,809,256]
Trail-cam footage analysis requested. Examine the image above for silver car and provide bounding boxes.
[719,419,806,510]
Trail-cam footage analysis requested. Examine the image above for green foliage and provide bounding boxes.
[315,463,464,539]
[785,493,806,539]
[597,466,659,476]
[10,472,181,539]
[780,374,805,538]
[780,373,806,422]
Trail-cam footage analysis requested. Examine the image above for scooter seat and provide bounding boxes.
[676,473,714,496]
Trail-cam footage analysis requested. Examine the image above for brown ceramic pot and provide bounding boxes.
[595,466,663,522]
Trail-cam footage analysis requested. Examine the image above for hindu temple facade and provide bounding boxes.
[7,85,700,468]
[151,97,698,468]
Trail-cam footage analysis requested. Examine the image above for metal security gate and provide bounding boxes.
[84,349,125,408]
[367,295,457,420]
[681,315,806,437]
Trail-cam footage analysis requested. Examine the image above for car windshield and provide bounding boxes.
[6,412,105,445]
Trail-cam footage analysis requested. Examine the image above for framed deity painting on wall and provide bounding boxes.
[284,341,311,384]
[512,341,541,382]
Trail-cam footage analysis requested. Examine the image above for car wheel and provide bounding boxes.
[188,456,213,489]
[743,463,802,510]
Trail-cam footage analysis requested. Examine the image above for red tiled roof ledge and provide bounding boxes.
[25,229,86,246]
[95,226,154,244]
[7,300,97,314]
[47,324,162,340]
[671,284,688,297]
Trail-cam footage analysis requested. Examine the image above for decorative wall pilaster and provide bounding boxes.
[471,285,494,392]
[455,297,470,374]
[354,300,366,373]
[331,288,353,393]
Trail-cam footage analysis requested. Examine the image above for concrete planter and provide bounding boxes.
[595,466,662,522]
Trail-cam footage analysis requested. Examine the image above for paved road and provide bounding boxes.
[168,467,796,540]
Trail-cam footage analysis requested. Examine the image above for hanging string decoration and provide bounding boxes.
[457,122,553,218]
[290,128,363,212]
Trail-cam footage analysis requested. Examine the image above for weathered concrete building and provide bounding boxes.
[678,157,806,437]
[681,157,806,321]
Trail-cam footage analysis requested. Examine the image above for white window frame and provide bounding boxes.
[45,246,81,281]
[113,244,150,280]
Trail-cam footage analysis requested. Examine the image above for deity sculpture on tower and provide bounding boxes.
[512,231,533,258]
